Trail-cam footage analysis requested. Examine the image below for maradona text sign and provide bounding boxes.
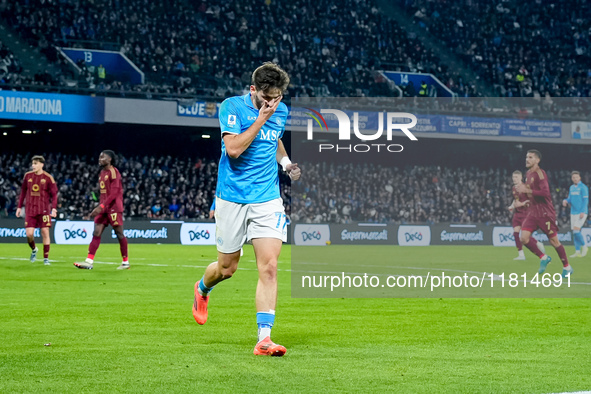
[0,91,104,123]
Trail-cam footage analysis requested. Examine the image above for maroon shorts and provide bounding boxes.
[511,212,528,228]
[25,214,52,228]
[521,214,559,238]
[94,212,124,227]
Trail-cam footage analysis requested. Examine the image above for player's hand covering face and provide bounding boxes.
[252,86,282,122]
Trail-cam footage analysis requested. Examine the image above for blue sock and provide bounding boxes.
[198,277,213,296]
[574,231,585,250]
[257,311,275,341]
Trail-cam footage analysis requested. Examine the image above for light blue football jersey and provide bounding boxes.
[566,182,589,215]
[216,93,288,204]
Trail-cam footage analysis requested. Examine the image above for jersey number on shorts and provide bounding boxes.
[274,212,287,229]
[545,221,554,235]
[111,213,118,222]
[43,215,50,223]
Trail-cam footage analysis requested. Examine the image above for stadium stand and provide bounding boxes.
[291,161,582,226]
[1,153,582,226]
[1,0,471,98]
[0,39,29,85]
[0,153,291,221]
[402,0,591,98]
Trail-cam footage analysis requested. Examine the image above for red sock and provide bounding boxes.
[28,240,36,250]
[119,237,128,262]
[88,236,101,259]
[43,244,50,259]
[524,237,544,258]
[514,232,522,251]
[555,245,569,267]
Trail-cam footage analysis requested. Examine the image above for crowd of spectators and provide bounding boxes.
[404,0,591,98]
[0,0,589,99]
[1,153,584,228]
[0,153,290,221]
[291,162,584,227]
[1,0,473,98]
[0,40,28,85]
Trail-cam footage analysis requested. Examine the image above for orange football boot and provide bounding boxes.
[192,282,209,325]
[253,337,286,357]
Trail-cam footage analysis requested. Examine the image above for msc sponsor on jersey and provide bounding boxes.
[294,224,330,246]
[180,223,216,245]
[398,225,431,246]
[54,221,92,244]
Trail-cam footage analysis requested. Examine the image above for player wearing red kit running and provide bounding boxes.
[74,150,129,270]
[508,170,545,260]
[515,150,573,278]
[16,155,58,266]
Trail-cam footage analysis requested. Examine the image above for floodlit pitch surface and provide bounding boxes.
[1,244,590,393]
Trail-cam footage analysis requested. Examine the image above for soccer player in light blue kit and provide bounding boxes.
[563,171,589,257]
[192,63,300,356]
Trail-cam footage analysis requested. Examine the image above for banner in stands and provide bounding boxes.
[289,110,561,139]
[583,228,591,245]
[398,225,431,246]
[0,220,50,243]
[330,224,393,245]
[61,48,144,85]
[532,230,573,244]
[492,226,575,246]
[502,119,562,138]
[54,221,93,245]
[55,220,184,245]
[380,71,456,97]
[2,220,582,246]
[0,91,104,123]
[293,224,330,246]
[177,101,220,118]
[571,121,591,139]
[431,224,491,246]
[110,222,181,244]
[180,223,216,245]
[492,226,518,247]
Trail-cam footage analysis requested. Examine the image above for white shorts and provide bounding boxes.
[571,213,588,230]
[215,197,287,253]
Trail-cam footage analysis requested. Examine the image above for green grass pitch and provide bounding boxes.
[1,244,590,393]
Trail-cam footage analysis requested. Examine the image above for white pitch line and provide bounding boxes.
[2,257,591,285]
[0,257,291,272]
[549,392,591,394]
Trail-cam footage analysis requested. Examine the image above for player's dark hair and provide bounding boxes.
[102,150,117,166]
[512,170,522,176]
[527,149,542,160]
[31,155,45,164]
[252,62,290,93]
[572,171,580,176]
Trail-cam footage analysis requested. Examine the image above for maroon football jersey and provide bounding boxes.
[525,168,555,217]
[512,185,529,214]
[99,167,124,213]
[18,171,58,216]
